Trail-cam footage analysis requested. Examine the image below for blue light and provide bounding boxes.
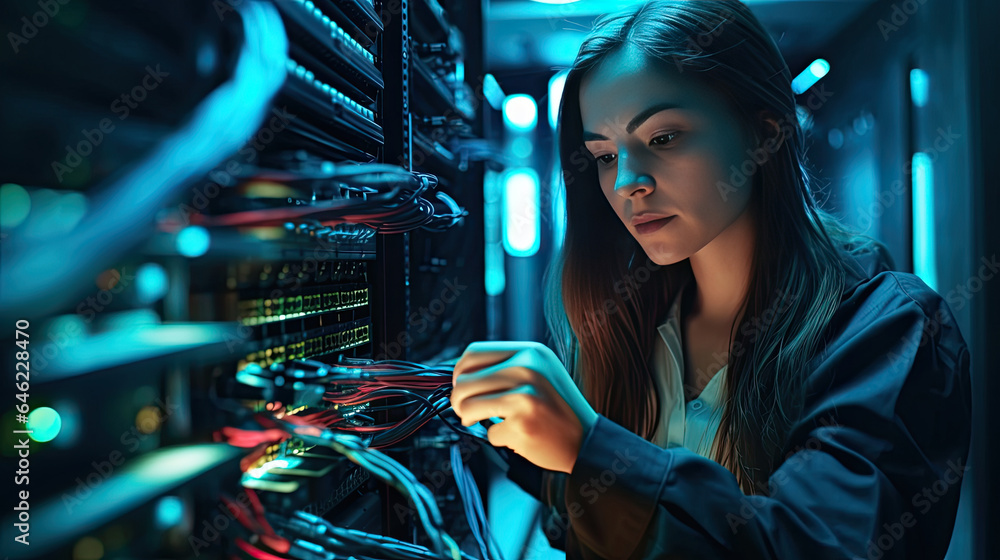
[27,407,62,442]
[0,183,31,229]
[503,95,537,131]
[0,0,287,318]
[155,496,184,529]
[176,226,210,257]
[549,70,568,130]
[53,193,87,235]
[910,69,929,107]
[539,33,585,67]
[502,168,540,258]
[136,263,169,304]
[552,165,567,252]
[248,459,289,479]
[44,314,87,343]
[485,244,506,296]
[853,115,869,136]
[21,189,87,239]
[792,58,830,95]
[197,43,218,76]
[50,399,81,449]
[827,128,844,149]
[482,74,506,111]
[912,152,937,290]
[510,137,534,159]
[484,170,506,296]
[809,59,830,78]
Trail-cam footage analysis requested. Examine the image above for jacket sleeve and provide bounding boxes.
[560,273,972,560]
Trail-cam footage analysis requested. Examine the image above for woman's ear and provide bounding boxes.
[755,110,786,163]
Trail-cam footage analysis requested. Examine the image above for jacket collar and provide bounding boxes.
[836,240,895,301]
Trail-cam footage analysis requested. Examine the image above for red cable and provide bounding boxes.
[245,488,280,539]
[239,444,271,474]
[234,538,288,560]
[220,427,289,448]
[222,495,264,535]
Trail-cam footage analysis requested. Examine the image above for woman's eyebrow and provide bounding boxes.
[583,102,683,140]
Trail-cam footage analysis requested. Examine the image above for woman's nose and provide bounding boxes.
[614,154,655,198]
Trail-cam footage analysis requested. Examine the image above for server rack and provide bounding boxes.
[0,0,490,558]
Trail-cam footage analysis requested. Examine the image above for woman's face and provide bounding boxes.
[579,43,757,266]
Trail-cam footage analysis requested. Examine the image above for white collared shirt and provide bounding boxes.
[650,278,727,459]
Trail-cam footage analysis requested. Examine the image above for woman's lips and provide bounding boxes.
[635,215,676,234]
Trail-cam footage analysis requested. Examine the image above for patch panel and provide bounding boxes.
[239,320,372,370]
[238,286,370,326]
[286,58,377,121]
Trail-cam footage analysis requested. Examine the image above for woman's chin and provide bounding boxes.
[641,251,685,267]
[637,243,687,267]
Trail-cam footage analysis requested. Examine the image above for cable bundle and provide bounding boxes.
[217,414,462,560]
[276,418,463,560]
[219,357,512,560]
[234,358,476,448]
[268,510,485,560]
[320,359,466,448]
[451,444,505,560]
[186,163,466,233]
[223,488,294,559]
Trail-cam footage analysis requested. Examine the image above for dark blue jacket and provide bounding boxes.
[504,242,972,560]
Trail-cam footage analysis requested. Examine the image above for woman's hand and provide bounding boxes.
[449,341,598,474]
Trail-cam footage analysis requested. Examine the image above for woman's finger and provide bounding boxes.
[452,349,517,384]
[455,385,537,426]
[450,360,536,411]
[452,341,542,384]
[486,420,515,450]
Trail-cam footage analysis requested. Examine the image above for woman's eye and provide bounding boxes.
[650,132,679,146]
[591,134,676,166]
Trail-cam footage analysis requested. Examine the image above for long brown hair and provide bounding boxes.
[543,0,886,494]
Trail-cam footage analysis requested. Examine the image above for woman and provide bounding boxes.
[449,1,971,558]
